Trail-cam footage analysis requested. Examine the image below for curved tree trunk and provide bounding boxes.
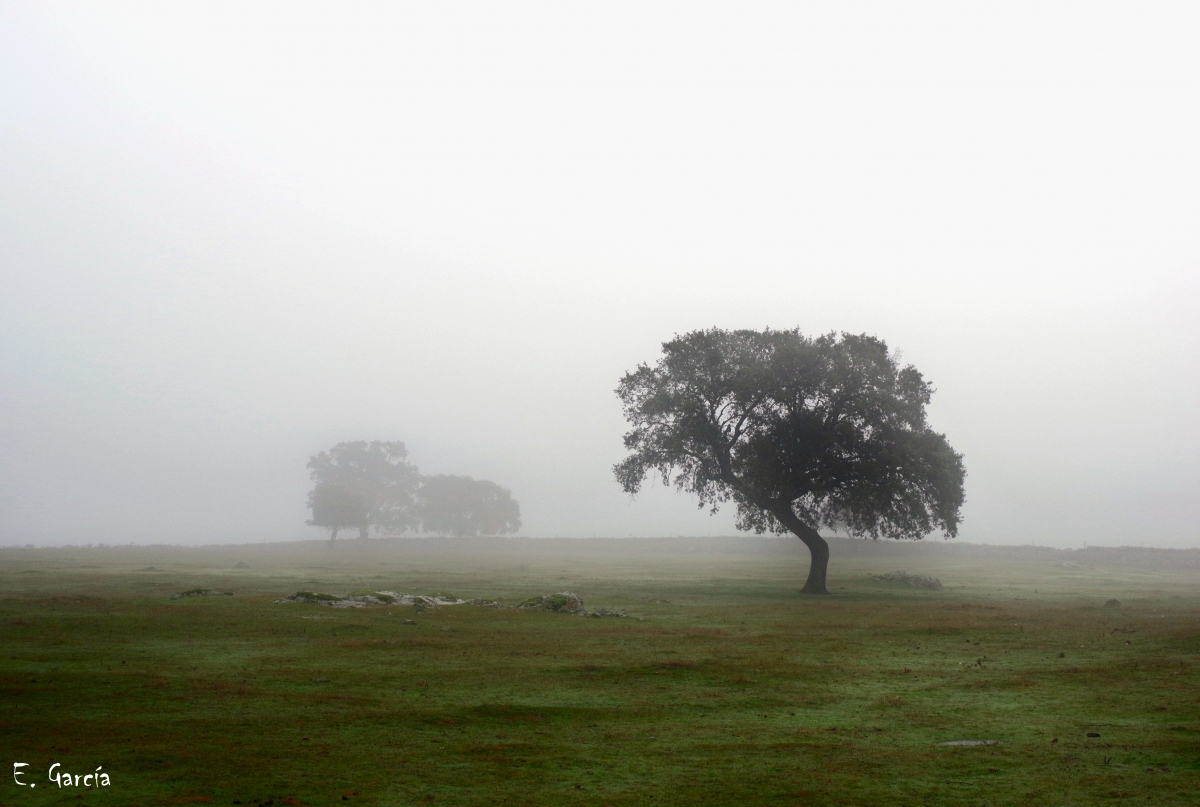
[796,530,830,594]
[774,508,831,594]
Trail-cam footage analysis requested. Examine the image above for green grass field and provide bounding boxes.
[2,537,1198,806]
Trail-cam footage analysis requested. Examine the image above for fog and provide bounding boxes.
[2,3,1197,548]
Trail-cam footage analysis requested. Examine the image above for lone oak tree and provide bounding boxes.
[306,441,421,538]
[614,328,965,595]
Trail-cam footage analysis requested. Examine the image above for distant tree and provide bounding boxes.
[614,328,966,595]
[419,474,522,537]
[306,483,368,541]
[306,441,421,538]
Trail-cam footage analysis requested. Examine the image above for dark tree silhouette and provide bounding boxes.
[419,475,522,537]
[614,328,965,594]
[306,483,368,541]
[306,441,421,538]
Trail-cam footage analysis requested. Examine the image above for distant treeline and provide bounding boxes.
[305,440,520,539]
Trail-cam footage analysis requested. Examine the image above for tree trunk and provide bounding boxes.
[774,508,830,594]
[330,528,339,541]
[797,530,830,594]
[358,525,369,540]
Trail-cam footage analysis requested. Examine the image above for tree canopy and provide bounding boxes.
[306,483,368,541]
[614,328,965,594]
[306,441,421,538]
[419,474,522,537]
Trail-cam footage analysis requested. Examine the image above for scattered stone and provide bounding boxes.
[171,588,233,599]
[311,677,330,682]
[939,740,999,746]
[275,591,469,608]
[404,593,470,607]
[403,619,416,625]
[277,589,623,617]
[1104,599,1121,607]
[347,590,398,604]
[589,608,628,618]
[1087,732,1101,738]
[517,592,628,617]
[518,592,587,614]
[872,571,944,590]
[234,561,250,569]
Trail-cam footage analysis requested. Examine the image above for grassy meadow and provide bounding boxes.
[1,536,1198,806]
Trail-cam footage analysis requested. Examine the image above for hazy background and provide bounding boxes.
[2,2,1197,548]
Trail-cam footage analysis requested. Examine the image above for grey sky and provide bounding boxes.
[2,2,1197,547]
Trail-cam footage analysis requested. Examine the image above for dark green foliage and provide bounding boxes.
[419,474,521,537]
[307,441,421,538]
[616,328,966,593]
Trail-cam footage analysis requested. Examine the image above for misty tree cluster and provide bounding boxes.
[306,441,521,539]
[306,326,967,593]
